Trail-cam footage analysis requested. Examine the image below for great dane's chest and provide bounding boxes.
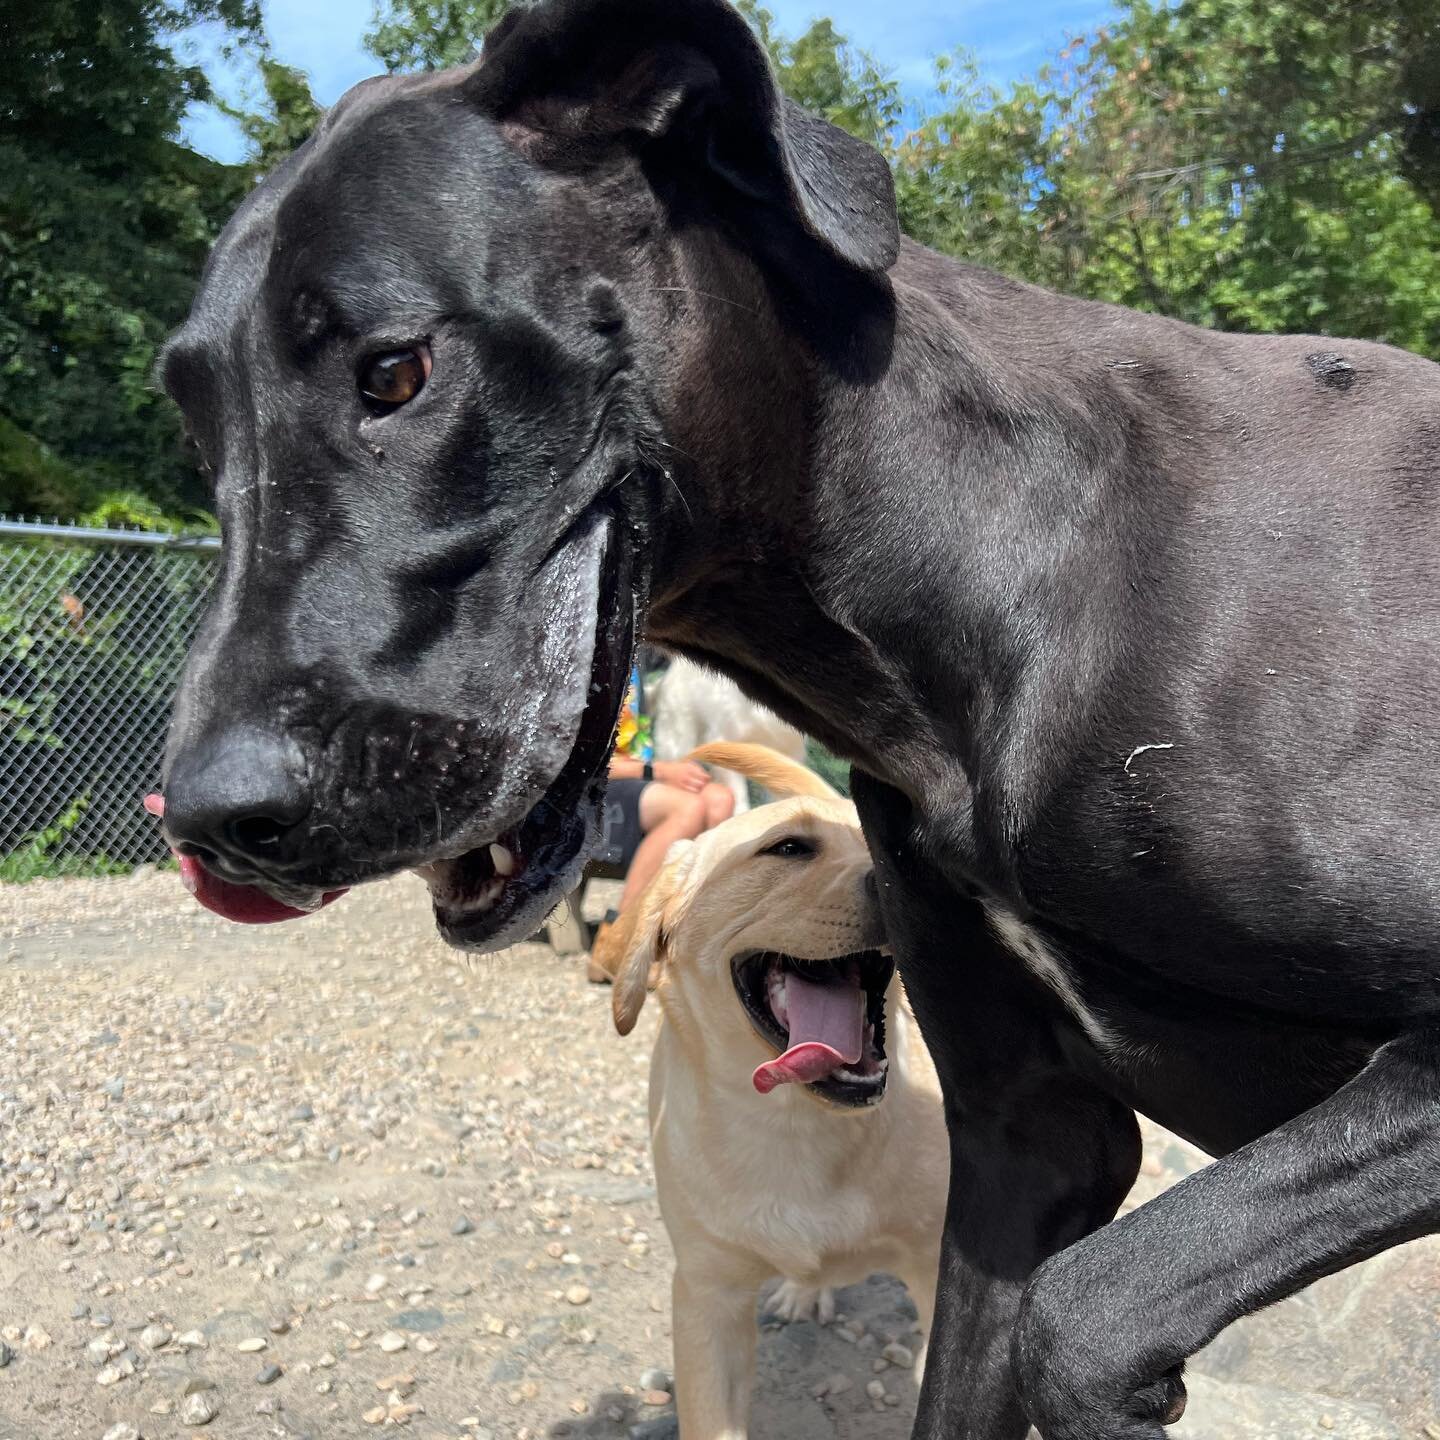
[976,905,1376,1153]
[982,905,1118,1053]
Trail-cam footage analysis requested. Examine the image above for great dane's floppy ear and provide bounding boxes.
[467,0,899,275]
[612,840,699,1037]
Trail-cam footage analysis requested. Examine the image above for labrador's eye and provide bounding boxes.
[761,836,816,859]
[358,345,431,411]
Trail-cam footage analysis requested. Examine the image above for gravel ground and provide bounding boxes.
[0,871,1433,1440]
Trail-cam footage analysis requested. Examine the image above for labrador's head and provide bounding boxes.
[611,745,893,1107]
[156,0,897,948]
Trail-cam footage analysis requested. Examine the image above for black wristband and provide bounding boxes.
[643,761,655,782]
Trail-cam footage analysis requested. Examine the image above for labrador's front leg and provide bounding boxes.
[672,1255,763,1440]
[1014,1026,1440,1440]
[852,771,1143,1440]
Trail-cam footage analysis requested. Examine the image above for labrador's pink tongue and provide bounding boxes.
[752,971,865,1095]
[143,793,347,924]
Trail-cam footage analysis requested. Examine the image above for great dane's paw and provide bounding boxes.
[1014,1257,1188,1439]
[764,1279,835,1325]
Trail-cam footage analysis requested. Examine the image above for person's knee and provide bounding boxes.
[675,793,709,837]
[703,782,735,826]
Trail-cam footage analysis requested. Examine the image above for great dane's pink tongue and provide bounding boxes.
[752,970,865,1095]
[143,794,347,925]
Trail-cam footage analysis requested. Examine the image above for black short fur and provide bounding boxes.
[158,2,1440,1435]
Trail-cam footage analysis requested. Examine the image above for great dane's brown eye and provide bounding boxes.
[358,345,430,411]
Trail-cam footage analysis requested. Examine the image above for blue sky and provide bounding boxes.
[180,0,1114,163]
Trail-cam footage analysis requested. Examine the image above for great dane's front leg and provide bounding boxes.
[1014,1027,1440,1440]
[852,773,1143,1440]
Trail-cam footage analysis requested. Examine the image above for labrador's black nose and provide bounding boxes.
[163,728,311,873]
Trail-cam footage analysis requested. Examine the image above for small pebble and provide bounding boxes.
[639,1368,671,1392]
[451,1216,474,1236]
[640,1389,671,1406]
[882,1341,915,1368]
[866,1379,887,1401]
[377,1331,407,1353]
[236,1337,267,1353]
[564,1284,591,1306]
[140,1324,171,1351]
[175,1331,207,1349]
[256,1363,282,1385]
[102,1426,141,1440]
[180,1389,220,1425]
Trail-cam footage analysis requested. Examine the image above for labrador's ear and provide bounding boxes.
[612,840,698,1037]
[467,0,898,275]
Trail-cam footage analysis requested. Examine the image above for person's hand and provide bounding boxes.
[655,760,709,793]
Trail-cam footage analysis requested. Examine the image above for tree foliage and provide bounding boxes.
[217,55,323,179]
[895,0,1440,354]
[0,0,259,521]
[364,0,511,73]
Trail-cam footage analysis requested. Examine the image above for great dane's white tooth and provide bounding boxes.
[489,843,516,877]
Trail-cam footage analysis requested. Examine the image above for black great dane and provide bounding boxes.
[155,0,1440,1434]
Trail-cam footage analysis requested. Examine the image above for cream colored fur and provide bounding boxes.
[611,745,947,1440]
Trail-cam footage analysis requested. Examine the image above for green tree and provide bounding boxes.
[895,0,1440,358]
[364,0,511,73]
[735,1,900,146]
[0,0,260,521]
[218,55,323,179]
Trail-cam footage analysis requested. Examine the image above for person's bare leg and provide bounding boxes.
[588,788,709,982]
[622,787,708,911]
[701,780,736,830]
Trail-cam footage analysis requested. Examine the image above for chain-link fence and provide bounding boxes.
[0,517,218,879]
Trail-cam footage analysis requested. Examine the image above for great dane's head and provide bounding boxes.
[158,0,898,949]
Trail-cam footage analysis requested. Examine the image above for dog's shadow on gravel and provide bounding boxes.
[547,1275,923,1440]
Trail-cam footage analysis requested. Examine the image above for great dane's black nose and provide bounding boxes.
[164,729,311,873]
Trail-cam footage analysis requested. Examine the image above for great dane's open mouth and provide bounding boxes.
[157,503,637,949]
[418,510,635,946]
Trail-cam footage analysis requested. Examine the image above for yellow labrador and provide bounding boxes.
[611,743,947,1440]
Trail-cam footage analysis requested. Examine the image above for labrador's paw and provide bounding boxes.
[764,1279,835,1325]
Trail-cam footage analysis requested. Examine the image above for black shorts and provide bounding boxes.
[595,779,648,871]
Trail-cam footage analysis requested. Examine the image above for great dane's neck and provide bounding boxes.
[646,234,1156,887]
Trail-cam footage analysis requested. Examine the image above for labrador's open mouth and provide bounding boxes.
[732,949,894,1107]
